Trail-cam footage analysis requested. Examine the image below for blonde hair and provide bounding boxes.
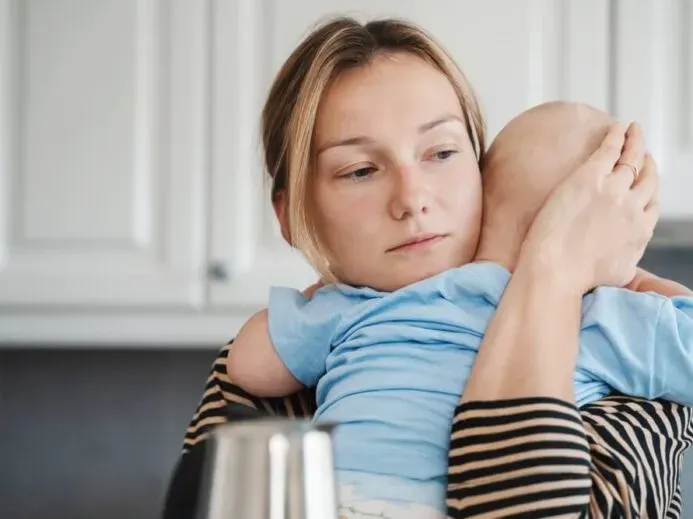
[261,16,487,281]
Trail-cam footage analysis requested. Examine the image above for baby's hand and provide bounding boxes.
[625,267,693,297]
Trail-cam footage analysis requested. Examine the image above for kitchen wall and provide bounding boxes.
[1,247,693,519]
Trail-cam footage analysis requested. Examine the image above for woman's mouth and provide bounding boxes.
[387,233,447,253]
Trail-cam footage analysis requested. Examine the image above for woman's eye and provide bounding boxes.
[431,149,458,161]
[343,166,376,180]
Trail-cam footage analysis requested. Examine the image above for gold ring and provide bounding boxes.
[617,161,639,182]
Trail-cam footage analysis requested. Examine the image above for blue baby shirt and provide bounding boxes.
[268,262,693,504]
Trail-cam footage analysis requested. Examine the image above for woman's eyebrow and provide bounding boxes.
[316,114,464,155]
[419,114,465,133]
[316,136,374,155]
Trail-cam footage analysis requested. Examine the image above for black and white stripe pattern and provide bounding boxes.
[447,396,693,518]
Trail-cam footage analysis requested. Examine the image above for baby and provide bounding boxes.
[227,101,693,518]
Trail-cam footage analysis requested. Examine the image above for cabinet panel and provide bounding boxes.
[208,0,317,308]
[0,0,207,308]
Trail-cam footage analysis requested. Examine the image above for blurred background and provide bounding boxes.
[1,1,692,518]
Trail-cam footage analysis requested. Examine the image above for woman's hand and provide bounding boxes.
[521,122,659,295]
[464,122,658,403]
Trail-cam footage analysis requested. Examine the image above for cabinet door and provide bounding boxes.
[208,0,609,307]
[207,0,318,308]
[0,0,207,308]
[611,0,693,218]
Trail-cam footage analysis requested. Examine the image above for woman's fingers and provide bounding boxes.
[642,201,660,245]
[620,122,646,172]
[640,175,660,243]
[644,190,660,219]
[631,153,659,209]
[587,122,628,174]
[607,122,647,192]
[593,121,656,211]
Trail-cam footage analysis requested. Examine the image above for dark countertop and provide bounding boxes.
[650,220,693,249]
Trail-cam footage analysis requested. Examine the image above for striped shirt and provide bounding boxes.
[178,344,693,518]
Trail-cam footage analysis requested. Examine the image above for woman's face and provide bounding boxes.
[312,52,482,291]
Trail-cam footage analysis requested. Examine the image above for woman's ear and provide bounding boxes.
[272,191,292,245]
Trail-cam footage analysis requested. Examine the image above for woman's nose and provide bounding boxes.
[389,165,429,220]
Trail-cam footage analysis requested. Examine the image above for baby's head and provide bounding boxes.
[475,101,613,269]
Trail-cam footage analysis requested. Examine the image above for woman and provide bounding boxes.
[164,17,693,518]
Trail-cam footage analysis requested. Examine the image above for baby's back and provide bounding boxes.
[270,262,674,511]
[312,270,497,515]
[316,311,483,480]
[310,265,514,480]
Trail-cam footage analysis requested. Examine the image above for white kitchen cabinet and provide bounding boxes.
[205,0,318,310]
[0,0,689,345]
[0,0,208,309]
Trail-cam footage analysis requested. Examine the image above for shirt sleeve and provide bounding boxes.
[267,285,345,387]
[446,395,693,518]
[652,296,693,404]
[578,288,693,406]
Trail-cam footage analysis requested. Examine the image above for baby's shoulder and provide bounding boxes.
[582,286,666,327]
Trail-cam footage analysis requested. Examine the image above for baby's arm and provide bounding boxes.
[626,267,693,297]
[580,288,693,406]
[227,309,303,398]
[227,282,326,398]
[647,296,693,404]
